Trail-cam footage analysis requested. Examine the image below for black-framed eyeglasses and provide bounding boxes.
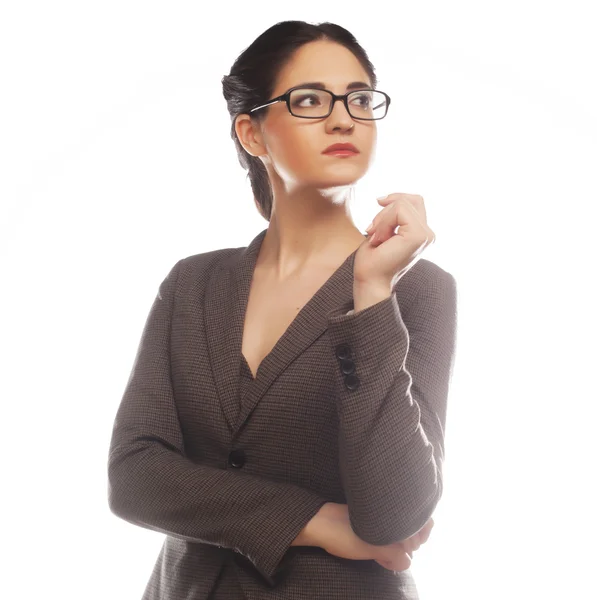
[249,86,391,120]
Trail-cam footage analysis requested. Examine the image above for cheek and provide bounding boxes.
[268,127,316,174]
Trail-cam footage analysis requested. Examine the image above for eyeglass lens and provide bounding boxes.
[288,89,388,119]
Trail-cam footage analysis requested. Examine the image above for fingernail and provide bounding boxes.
[369,232,377,243]
[365,222,374,232]
[377,195,388,201]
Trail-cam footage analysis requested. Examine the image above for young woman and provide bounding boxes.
[108,19,458,600]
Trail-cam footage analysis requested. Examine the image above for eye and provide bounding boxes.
[350,93,371,108]
[291,93,323,107]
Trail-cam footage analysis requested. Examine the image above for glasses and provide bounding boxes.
[249,86,391,120]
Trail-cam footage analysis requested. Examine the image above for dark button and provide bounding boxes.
[228,448,246,468]
[339,358,355,375]
[344,374,360,390]
[336,343,352,360]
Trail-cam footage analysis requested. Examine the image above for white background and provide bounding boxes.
[1,1,595,598]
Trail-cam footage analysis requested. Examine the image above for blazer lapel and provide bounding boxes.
[204,228,359,436]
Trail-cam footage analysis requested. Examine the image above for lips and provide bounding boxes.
[322,143,359,154]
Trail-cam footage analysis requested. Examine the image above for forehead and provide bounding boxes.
[273,40,371,94]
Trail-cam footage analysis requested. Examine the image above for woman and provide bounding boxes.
[107,19,458,600]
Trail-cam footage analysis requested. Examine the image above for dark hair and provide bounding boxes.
[221,20,378,222]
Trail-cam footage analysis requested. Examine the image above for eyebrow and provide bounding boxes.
[289,81,372,92]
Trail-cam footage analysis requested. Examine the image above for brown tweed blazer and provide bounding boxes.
[107,227,458,599]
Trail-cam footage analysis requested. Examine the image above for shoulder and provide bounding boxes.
[409,258,456,292]
[393,258,457,313]
[164,242,248,293]
[179,245,240,275]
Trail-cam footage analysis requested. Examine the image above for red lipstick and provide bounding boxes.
[322,142,359,155]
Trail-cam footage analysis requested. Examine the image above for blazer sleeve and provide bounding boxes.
[107,259,328,588]
[326,267,458,546]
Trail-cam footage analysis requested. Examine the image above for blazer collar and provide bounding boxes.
[204,228,360,435]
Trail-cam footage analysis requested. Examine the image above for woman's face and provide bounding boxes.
[237,40,378,193]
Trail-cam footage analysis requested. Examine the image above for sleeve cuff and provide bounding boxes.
[235,490,328,587]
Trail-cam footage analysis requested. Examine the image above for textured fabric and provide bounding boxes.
[107,227,458,599]
[207,561,242,599]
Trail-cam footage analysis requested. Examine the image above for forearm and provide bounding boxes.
[326,272,457,545]
[109,439,328,585]
[109,259,328,587]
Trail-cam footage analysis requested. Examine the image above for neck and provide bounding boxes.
[257,191,366,281]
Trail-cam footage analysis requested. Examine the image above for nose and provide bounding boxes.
[326,97,354,130]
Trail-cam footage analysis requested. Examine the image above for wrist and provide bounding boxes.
[292,502,334,547]
[352,281,392,313]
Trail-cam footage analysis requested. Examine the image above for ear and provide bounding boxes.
[235,114,264,157]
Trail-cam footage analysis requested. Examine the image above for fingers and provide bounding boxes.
[393,551,412,572]
[403,533,421,554]
[375,516,435,572]
[377,193,426,220]
[376,551,412,572]
[376,541,414,571]
[366,204,397,245]
[368,194,432,247]
[409,534,422,552]
[418,519,434,545]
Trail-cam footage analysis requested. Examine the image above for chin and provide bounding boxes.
[319,169,367,186]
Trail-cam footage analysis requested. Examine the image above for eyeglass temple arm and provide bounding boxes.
[249,96,285,113]
[372,97,389,110]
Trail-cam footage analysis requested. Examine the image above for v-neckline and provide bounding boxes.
[240,352,257,380]
[239,231,364,382]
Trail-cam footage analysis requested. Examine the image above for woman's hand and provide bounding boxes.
[372,516,434,571]
[353,193,436,290]
[316,503,434,572]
